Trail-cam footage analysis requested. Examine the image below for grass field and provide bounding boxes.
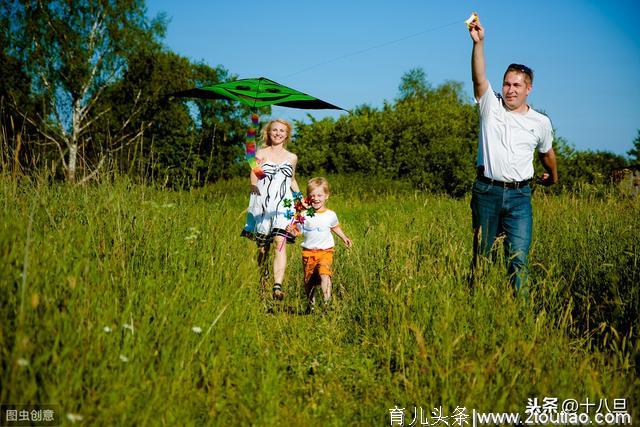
[1,174,638,425]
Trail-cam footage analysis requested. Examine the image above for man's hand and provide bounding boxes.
[468,14,484,43]
[536,173,556,187]
[537,149,558,186]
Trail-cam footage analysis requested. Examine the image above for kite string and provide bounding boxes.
[282,18,464,79]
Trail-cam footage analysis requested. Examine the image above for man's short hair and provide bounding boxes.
[504,63,534,85]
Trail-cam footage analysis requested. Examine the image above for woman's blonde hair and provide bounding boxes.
[261,119,292,147]
[307,177,330,195]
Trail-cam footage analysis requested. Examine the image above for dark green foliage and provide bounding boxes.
[296,69,635,196]
[628,129,640,165]
[0,8,45,173]
[186,63,270,185]
[294,70,478,196]
[1,0,167,181]
[1,0,262,186]
[1,7,636,193]
[552,137,628,192]
[91,52,264,188]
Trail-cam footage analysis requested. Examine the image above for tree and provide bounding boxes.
[294,70,478,196]
[397,67,431,101]
[90,49,197,184]
[1,27,39,174]
[627,129,640,165]
[1,0,165,182]
[91,52,269,187]
[188,63,270,185]
[556,148,627,191]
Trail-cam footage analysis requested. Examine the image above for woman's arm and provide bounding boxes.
[250,149,265,195]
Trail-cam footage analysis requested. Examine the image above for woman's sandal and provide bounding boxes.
[272,284,284,301]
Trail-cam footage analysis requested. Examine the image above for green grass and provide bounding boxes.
[1,174,638,425]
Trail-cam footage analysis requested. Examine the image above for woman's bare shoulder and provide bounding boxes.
[256,147,268,160]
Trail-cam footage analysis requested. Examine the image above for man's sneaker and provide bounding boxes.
[272,284,284,300]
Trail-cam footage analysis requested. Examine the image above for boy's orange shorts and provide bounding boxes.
[302,248,334,284]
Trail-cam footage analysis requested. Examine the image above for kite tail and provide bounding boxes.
[246,112,265,179]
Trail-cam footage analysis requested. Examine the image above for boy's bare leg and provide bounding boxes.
[320,274,332,302]
[304,278,316,304]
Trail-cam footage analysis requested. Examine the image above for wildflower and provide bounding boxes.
[122,323,134,334]
[66,413,84,423]
[185,227,201,241]
[119,354,129,362]
[103,326,112,333]
[17,358,29,367]
[192,326,202,334]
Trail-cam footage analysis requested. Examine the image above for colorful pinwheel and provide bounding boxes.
[279,191,316,251]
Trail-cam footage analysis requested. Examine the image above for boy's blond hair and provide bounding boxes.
[307,177,330,195]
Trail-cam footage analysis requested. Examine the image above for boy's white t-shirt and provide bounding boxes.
[300,209,339,250]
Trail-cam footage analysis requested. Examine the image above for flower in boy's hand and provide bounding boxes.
[283,198,292,208]
[284,209,294,220]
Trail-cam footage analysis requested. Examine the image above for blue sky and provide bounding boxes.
[147,0,640,156]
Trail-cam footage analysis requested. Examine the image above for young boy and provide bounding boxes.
[291,177,352,311]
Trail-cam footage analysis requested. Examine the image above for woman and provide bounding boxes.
[241,119,301,300]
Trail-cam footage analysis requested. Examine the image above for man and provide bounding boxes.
[468,14,558,295]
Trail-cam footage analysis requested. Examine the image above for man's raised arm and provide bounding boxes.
[469,15,489,100]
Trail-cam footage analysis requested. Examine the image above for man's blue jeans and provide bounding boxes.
[470,179,533,293]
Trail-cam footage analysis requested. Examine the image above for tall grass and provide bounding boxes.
[1,174,638,425]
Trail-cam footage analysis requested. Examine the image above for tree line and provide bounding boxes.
[1,0,637,193]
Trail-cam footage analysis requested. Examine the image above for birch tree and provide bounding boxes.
[1,0,164,182]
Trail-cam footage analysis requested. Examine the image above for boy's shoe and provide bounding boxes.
[272,284,284,300]
[321,298,335,314]
[305,296,316,314]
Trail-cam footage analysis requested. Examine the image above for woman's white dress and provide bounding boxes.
[241,160,295,246]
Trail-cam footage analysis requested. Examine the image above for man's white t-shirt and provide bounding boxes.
[300,209,338,250]
[477,82,554,182]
